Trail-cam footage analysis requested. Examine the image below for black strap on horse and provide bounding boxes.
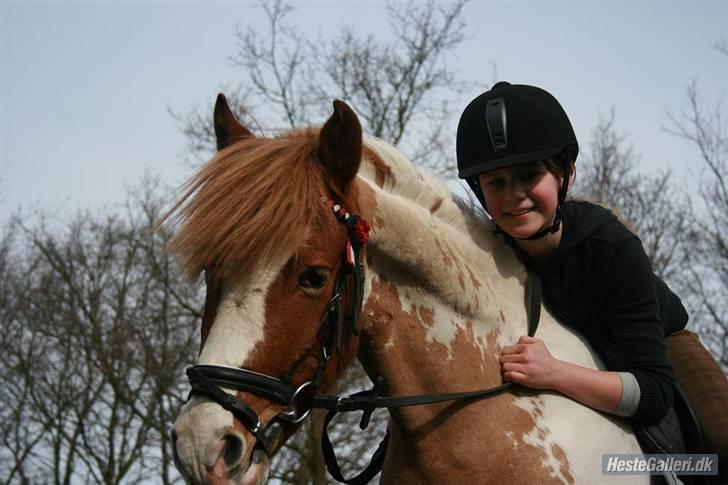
[183,198,543,485]
[319,271,542,485]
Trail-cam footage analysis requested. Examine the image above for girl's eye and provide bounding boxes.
[520,170,543,183]
[485,178,505,189]
[297,267,329,290]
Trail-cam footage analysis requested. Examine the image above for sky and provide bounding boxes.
[2,1,727,225]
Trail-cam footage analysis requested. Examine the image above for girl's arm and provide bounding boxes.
[500,335,626,414]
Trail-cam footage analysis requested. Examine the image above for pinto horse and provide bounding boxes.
[169,95,645,484]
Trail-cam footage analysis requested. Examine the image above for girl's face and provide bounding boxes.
[478,161,562,239]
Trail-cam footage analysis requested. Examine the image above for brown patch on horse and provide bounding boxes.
[234,188,363,390]
[551,444,575,484]
[362,278,568,483]
[418,305,435,327]
[200,272,223,351]
[434,238,453,267]
[254,258,355,383]
[209,214,362,467]
[432,238,466,290]
[467,266,482,290]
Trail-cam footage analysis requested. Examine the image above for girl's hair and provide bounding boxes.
[543,148,573,177]
[543,157,566,176]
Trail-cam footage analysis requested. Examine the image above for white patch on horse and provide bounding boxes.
[359,138,646,483]
[515,396,572,483]
[504,431,520,449]
[198,259,287,368]
[510,314,646,484]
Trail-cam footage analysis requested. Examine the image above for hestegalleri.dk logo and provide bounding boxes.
[602,454,718,475]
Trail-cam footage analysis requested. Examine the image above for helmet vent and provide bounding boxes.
[485,97,508,152]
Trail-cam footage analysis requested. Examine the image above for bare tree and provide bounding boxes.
[665,72,728,368]
[1,178,201,484]
[574,110,693,282]
[176,0,469,179]
[307,0,468,176]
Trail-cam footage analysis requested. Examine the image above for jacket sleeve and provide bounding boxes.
[604,237,675,423]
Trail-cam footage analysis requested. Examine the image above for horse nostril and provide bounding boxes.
[222,432,245,471]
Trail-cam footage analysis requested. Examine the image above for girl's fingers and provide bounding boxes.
[518,335,540,344]
[501,343,525,355]
[500,353,525,363]
[503,371,527,383]
[501,362,526,374]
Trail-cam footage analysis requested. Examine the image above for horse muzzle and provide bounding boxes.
[172,398,276,485]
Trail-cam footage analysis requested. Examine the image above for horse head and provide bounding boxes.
[170,95,372,484]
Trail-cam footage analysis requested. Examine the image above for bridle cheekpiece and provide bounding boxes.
[185,197,370,457]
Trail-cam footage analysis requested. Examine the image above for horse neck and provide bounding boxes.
[356,138,530,395]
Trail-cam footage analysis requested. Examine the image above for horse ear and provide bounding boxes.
[214,93,254,150]
[318,100,362,193]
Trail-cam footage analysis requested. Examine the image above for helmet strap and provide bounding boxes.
[513,206,562,241]
[514,157,570,241]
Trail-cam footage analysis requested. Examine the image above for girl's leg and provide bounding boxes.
[666,330,728,483]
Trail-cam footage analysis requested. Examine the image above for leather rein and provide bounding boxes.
[185,198,542,484]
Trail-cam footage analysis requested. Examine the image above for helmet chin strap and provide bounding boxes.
[509,205,562,240]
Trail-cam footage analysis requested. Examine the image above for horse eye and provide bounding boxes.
[297,267,329,290]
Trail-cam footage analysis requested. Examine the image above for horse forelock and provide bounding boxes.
[167,130,334,286]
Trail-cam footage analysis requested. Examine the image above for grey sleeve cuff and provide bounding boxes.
[613,372,641,417]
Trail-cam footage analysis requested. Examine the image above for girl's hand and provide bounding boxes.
[500,336,563,389]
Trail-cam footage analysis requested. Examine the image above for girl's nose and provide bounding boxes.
[507,179,527,199]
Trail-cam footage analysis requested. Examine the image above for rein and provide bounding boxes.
[185,199,542,484]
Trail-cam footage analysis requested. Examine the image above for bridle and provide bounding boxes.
[186,198,368,452]
[184,197,542,484]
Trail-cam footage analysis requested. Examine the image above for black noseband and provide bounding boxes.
[184,198,369,456]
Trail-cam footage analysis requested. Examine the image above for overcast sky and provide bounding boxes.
[2,1,727,224]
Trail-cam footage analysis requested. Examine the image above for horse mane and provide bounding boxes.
[167,129,333,284]
[165,115,511,290]
[363,136,501,252]
[166,129,395,285]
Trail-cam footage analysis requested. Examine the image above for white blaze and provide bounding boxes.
[198,261,286,367]
[173,257,290,483]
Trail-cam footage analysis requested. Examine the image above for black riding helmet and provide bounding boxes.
[456,81,579,240]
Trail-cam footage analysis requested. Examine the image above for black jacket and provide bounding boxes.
[515,200,688,423]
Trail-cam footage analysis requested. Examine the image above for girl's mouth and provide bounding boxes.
[506,208,533,217]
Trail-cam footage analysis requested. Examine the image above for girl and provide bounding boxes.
[456,82,726,481]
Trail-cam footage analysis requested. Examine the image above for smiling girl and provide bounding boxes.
[455,82,726,480]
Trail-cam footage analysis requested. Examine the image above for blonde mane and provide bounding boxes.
[361,136,516,269]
